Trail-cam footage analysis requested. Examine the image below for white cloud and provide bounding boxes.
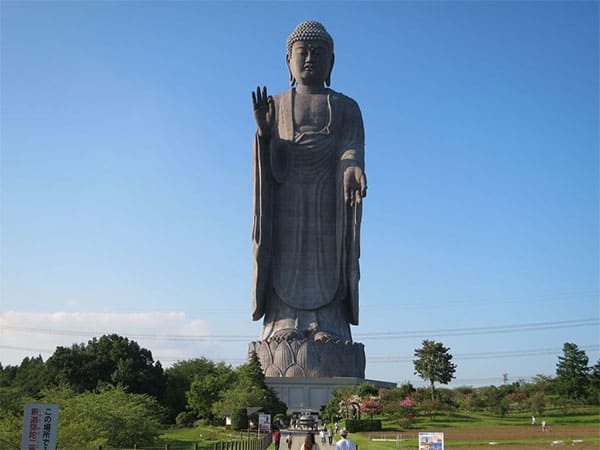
[0,311,220,367]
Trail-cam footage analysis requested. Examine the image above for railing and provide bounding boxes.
[0,432,275,450]
[64,435,272,450]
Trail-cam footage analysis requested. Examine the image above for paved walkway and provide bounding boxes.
[278,430,337,450]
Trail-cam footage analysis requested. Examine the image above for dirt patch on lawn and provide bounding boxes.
[370,425,599,449]
[430,425,598,441]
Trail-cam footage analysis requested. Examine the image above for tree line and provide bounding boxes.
[0,334,285,449]
[321,340,599,428]
[0,335,597,448]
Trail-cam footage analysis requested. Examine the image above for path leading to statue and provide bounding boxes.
[279,429,337,450]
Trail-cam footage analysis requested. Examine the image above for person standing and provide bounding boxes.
[327,428,333,445]
[273,429,281,450]
[301,432,319,450]
[285,433,293,450]
[335,429,355,450]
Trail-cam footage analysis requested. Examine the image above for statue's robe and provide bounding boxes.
[252,88,364,341]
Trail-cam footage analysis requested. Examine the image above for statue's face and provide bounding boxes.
[288,40,332,86]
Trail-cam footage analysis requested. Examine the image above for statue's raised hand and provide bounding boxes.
[343,166,367,208]
[252,86,274,138]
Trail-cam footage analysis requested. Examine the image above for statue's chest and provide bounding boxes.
[293,94,329,133]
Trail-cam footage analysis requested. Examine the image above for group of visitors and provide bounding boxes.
[531,416,551,432]
[275,428,355,450]
[317,427,334,445]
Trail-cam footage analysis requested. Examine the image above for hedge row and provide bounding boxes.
[344,419,382,432]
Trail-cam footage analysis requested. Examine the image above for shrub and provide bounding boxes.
[396,396,416,427]
[359,399,383,418]
[528,392,546,415]
[175,411,196,428]
[231,408,248,431]
[344,419,382,432]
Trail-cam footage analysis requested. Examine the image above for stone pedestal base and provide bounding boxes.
[264,376,397,414]
[249,338,365,378]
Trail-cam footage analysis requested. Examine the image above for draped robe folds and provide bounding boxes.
[252,88,365,341]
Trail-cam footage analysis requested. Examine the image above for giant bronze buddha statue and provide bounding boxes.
[249,21,367,378]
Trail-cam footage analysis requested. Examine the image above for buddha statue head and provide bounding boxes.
[286,20,335,87]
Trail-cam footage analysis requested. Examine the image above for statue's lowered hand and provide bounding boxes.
[252,86,274,137]
[343,166,367,207]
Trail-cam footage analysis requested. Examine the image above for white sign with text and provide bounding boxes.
[21,403,59,450]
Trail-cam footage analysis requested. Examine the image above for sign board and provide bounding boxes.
[418,432,444,450]
[21,403,59,450]
[258,414,271,432]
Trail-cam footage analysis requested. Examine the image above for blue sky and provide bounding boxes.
[1,1,598,387]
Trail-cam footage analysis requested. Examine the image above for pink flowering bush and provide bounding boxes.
[396,396,416,427]
[359,399,383,418]
[506,391,528,412]
[399,396,413,408]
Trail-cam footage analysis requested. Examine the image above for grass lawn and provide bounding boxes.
[161,425,271,450]
[162,408,600,450]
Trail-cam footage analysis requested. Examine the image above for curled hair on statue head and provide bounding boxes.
[287,20,334,56]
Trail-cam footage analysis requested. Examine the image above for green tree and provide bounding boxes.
[231,408,249,431]
[165,358,232,422]
[187,365,235,421]
[527,391,546,415]
[0,356,50,400]
[321,387,346,422]
[396,382,416,399]
[41,385,164,448]
[476,385,502,412]
[528,374,558,396]
[337,387,362,419]
[588,359,600,404]
[413,340,457,402]
[555,342,590,401]
[356,382,379,398]
[46,334,165,399]
[0,408,22,449]
[211,352,286,418]
[46,343,96,391]
[380,384,415,418]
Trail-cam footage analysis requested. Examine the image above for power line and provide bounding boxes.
[2,326,253,341]
[362,289,599,310]
[3,318,597,342]
[356,318,598,339]
[2,344,598,366]
[368,345,600,363]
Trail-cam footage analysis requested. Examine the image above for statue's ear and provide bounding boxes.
[326,53,335,87]
[286,55,296,86]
